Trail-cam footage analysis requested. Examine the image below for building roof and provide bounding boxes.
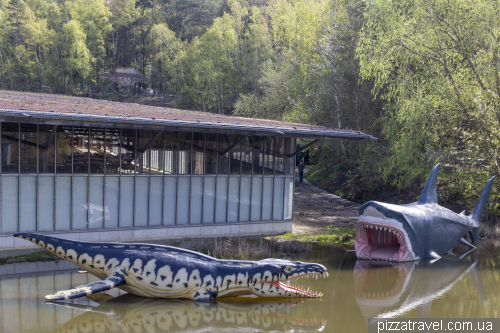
[0,90,376,141]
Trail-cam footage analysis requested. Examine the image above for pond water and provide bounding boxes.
[1,240,500,332]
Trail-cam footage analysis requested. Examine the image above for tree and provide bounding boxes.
[357,0,500,186]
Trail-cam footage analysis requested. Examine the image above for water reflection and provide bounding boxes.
[48,295,327,333]
[353,254,484,319]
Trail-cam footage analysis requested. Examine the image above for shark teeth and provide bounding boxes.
[356,223,406,262]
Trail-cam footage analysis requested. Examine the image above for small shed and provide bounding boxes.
[0,91,374,249]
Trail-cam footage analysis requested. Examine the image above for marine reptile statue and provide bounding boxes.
[13,233,328,301]
[47,295,326,333]
[355,163,495,262]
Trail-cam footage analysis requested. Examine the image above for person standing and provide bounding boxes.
[298,160,305,183]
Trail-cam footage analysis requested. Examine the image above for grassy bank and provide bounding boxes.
[275,227,356,246]
[0,250,58,264]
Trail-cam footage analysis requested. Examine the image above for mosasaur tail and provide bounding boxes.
[470,176,496,224]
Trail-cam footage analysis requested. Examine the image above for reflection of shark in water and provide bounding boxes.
[353,255,485,319]
[48,295,327,333]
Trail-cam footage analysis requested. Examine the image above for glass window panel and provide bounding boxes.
[72,126,89,174]
[264,138,275,175]
[215,177,228,223]
[163,177,177,225]
[56,126,73,174]
[203,177,215,223]
[38,176,54,231]
[241,137,252,175]
[149,177,163,226]
[134,176,148,227]
[275,137,285,175]
[2,176,18,233]
[227,176,239,222]
[273,177,284,220]
[177,177,190,224]
[205,133,217,175]
[164,132,177,174]
[284,177,294,220]
[105,176,119,228]
[287,138,295,175]
[149,130,165,175]
[104,128,120,174]
[120,129,136,174]
[178,132,191,175]
[239,177,251,222]
[251,178,262,222]
[137,130,150,174]
[55,176,71,231]
[72,176,88,230]
[89,177,104,229]
[191,133,204,174]
[190,176,203,224]
[89,127,106,174]
[229,135,242,175]
[19,176,36,231]
[120,177,134,227]
[20,123,37,174]
[218,134,230,175]
[262,178,273,221]
[2,122,20,174]
[253,136,266,175]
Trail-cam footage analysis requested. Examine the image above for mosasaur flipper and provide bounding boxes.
[355,164,495,262]
[14,233,328,301]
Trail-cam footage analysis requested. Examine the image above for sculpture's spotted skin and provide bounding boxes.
[14,233,328,301]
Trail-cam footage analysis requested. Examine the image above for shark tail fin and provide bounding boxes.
[417,164,441,205]
[469,176,496,225]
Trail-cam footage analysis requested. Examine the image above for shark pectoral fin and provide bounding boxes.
[458,237,476,249]
[45,270,127,301]
[429,251,441,263]
[469,228,479,244]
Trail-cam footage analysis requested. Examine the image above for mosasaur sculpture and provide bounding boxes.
[14,233,328,301]
[355,163,495,262]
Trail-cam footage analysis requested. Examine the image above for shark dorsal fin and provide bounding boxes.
[417,164,441,205]
[470,176,496,223]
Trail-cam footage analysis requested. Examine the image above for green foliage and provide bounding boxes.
[357,0,500,187]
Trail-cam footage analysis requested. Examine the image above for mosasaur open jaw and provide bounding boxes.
[13,233,328,301]
[355,164,495,262]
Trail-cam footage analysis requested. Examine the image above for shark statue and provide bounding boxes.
[353,254,485,319]
[13,233,328,301]
[355,164,495,261]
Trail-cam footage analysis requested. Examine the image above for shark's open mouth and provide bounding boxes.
[355,218,416,262]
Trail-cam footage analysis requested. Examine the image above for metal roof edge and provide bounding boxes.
[0,108,377,141]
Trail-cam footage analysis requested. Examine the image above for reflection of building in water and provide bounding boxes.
[48,295,327,333]
[0,91,373,249]
[353,256,485,320]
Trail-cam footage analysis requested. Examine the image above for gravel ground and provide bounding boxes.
[292,166,359,235]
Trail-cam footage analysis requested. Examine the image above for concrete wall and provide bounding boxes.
[0,221,293,250]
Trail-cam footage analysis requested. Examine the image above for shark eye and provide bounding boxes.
[283,265,294,273]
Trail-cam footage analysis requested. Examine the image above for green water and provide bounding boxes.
[1,241,500,332]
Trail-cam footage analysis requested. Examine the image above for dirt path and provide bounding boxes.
[293,167,359,235]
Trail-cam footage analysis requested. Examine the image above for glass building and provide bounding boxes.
[0,91,373,249]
